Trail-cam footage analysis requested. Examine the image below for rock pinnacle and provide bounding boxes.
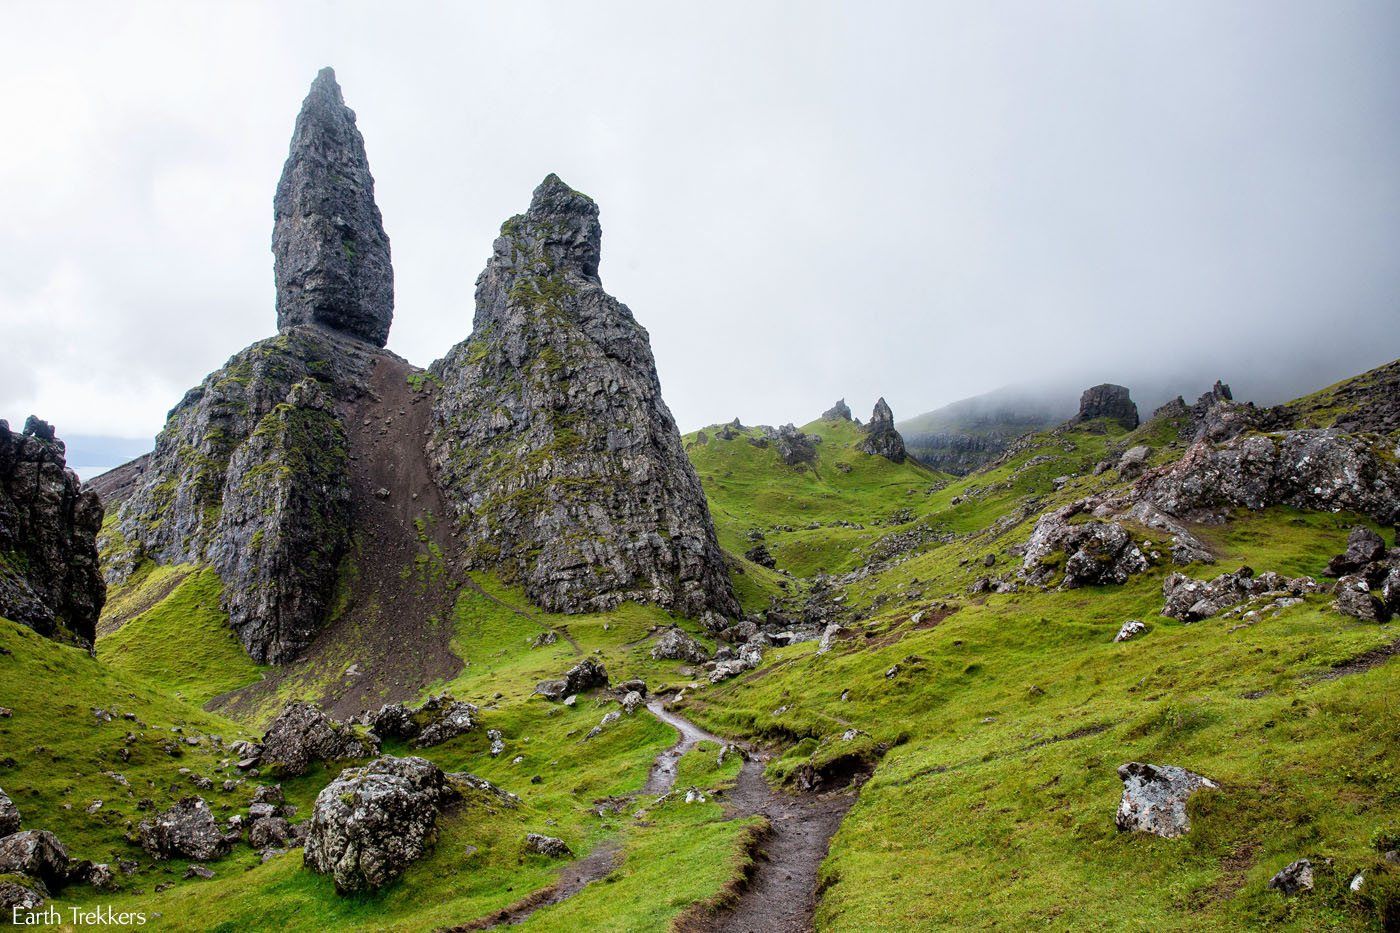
[273,67,394,347]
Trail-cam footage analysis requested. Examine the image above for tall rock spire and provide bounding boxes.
[860,397,908,462]
[428,174,739,624]
[273,67,394,347]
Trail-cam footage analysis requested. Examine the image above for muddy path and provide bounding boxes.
[455,700,856,931]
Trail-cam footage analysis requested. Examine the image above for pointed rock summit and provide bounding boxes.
[273,67,394,347]
[860,398,907,462]
[429,174,738,623]
[822,398,853,421]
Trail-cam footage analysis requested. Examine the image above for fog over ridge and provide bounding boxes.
[1,1,1396,447]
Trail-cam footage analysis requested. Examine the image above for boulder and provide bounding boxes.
[710,642,763,683]
[768,424,820,466]
[1022,501,1148,588]
[651,627,710,663]
[1161,568,1316,622]
[137,797,234,861]
[249,817,295,852]
[259,702,378,777]
[523,833,572,858]
[620,691,644,715]
[743,542,777,569]
[0,830,69,890]
[303,756,458,895]
[364,703,417,741]
[0,877,45,915]
[1325,526,1386,577]
[413,696,479,748]
[1117,445,1151,479]
[1269,858,1314,895]
[0,787,19,836]
[1114,620,1147,642]
[535,658,609,701]
[1333,575,1388,622]
[859,398,908,463]
[1114,762,1217,838]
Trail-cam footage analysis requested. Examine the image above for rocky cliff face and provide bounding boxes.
[0,417,105,646]
[109,328,374,661]
[273,68,394,348]
[859,398,907,462]
[428,174,737,622]
[107,70,405,665]
[1072,384,1138,430]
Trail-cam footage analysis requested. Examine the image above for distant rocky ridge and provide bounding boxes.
[0,417,105,646]
[428,174,738,622]
[898,386,1073,475]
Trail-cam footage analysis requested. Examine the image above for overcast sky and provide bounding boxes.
[3,1,1398,465]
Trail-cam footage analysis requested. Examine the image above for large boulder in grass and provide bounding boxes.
[1114,763,1218,838]
[651,626,710,663]
[1325,526,1387,577]
[534,658,609,701]
[1022,500,1148,588]
[0,831,70,891]
[364,695,478,748]
[137,797,236,861]
[303,756,458,895]
[260,702,378,777]
[1333,575,1389,623]
[0,787,19,836]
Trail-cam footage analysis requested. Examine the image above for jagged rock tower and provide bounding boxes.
[429,175,738,622]
[0,417,105,647]
[109,69,394,664]
[860,398,907,462]
[273,67,394,346]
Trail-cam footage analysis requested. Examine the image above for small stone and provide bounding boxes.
[1269,858,1314,895]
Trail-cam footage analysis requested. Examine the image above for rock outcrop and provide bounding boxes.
[364,694,479,748]
[0,830,70,891]
[766,424,820,466]
[1161,568,1318,622]
[1137,430,1400,527]
[0,418,105,647]
[534,657,609,701]
[0,787,19,836]
[136,797,236,861]
[428,174,736,621]
[259,702,378,777]
[859,398,907,463]
[1114,762,1217,837]
[303,756,457,894]
[821,399,853,421]
[105,69,409,665]
[1022,501,1148,588]
[1073,384,1139,430]
[273,68,393,347]
[651,626,710,663]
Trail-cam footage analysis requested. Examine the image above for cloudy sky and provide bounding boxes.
[3,1,1398,472]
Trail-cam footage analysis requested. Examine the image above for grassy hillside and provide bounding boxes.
[8,365,1396,930]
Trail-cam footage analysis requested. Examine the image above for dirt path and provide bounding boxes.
[455,701,856,931]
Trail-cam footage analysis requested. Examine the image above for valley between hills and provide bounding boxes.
[0,69,1397,932]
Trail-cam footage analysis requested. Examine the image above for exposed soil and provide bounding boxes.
[455,700,857,931]
[211,353,463,721]
[1310,636,1400,682]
